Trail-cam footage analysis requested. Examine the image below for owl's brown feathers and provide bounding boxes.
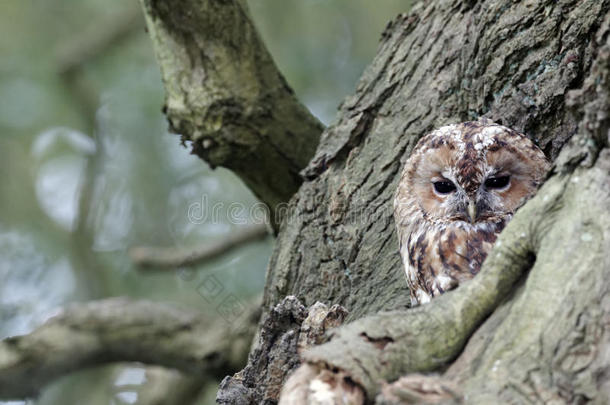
[394,121,549,306]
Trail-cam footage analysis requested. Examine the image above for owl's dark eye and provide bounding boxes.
[485,175,510,190]
[433,180,456,194]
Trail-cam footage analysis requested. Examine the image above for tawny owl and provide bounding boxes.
[393,121,549,306]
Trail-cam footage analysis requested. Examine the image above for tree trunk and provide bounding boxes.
[264,0,602,319]
[2,0,608,403]
[236,0,610,403]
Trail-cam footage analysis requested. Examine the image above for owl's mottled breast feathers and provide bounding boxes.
[394,120,549,306]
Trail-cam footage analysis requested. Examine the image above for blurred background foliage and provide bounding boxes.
[0,0,411,404]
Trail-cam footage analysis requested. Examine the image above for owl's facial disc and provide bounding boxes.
[409,124,549,226]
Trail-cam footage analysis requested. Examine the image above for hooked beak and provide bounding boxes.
[467,200,477,224]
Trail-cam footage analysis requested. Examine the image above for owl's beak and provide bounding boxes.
[467,200,477,223]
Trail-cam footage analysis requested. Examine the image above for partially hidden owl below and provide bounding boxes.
[393,121,550,306]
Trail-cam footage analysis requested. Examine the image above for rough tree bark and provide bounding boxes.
[139,0,324,230]
[265,0,600,320]
[225,0,610,403]
[1,0,609,404]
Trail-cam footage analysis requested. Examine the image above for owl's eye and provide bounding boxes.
[433,180,456,194]
[485,175,510,190]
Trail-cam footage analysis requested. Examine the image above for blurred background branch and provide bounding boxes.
[54,4,146,299]
[0,298,259,400]
[56,4,144,124]
[57,5,144,78]
[130,223,269,269]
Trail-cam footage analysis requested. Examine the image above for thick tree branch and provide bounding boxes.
[139,0,324,229]
[440,156,610,404]
[0,298,259,400]
[130,223,269,269]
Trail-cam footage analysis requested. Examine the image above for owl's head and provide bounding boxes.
[402,121,550,225]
